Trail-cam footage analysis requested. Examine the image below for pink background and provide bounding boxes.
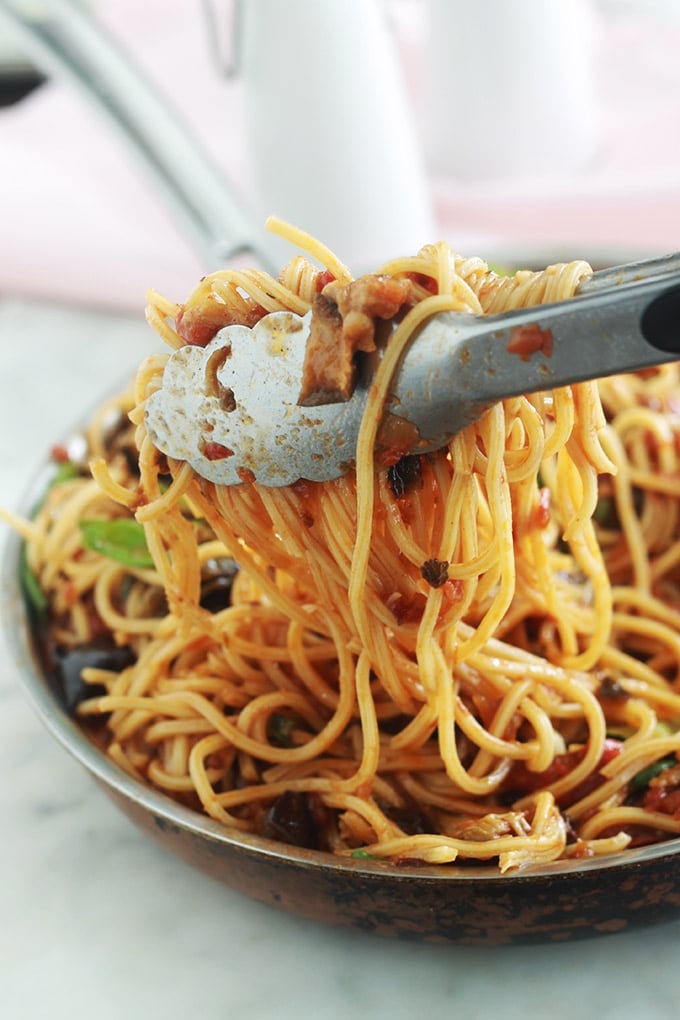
[1,0,679,313]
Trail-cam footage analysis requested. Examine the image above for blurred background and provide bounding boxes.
[0,0,679,312]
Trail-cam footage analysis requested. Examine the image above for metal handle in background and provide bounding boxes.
[390,267,680,450]
[0,0,279,273]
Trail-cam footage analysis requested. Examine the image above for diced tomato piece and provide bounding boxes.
[643,786,680,819]
[505,738,622,804]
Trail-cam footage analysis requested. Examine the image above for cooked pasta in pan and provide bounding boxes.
[10,219,680,871]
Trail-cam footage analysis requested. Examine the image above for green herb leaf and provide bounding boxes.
[50,460,82,487]
[630,756,677,790]
[19,543,48,616]
[79,518,154,568]
[351,849,383,861]
[267,713,297,748]
[18,460,84,615]
[593,496,619,529]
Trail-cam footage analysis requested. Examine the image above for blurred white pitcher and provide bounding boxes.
[238,0,436,270]
[422,0,600,182]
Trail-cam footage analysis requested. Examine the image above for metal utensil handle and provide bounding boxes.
[395,270,680,448]
[580,252,680,295]
[0,0,278,273]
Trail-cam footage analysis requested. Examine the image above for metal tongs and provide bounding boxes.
[3,4,680,486]
[144,254,680,487]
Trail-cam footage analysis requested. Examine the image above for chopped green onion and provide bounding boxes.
[79,518,154,568]
[351,849,383,861]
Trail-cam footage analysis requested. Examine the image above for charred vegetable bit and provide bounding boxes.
[199,556,239,613]
[421,558,450,588]
[50,638,136,714]
[598,676,630,701]
[383,802,434,836]
[263,790,321,849]
[79,518,154,568]
[387,454,422,499]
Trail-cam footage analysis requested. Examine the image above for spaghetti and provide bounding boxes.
[12,219,680,871]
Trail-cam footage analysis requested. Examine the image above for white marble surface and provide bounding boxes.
[2,298,680,1020]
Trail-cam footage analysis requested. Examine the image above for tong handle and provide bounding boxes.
[392,258,680,450]
[580,252,680,295]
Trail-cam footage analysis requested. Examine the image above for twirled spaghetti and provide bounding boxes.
[10,219,680,871]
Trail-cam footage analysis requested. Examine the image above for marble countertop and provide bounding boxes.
[2,297,680,1020]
